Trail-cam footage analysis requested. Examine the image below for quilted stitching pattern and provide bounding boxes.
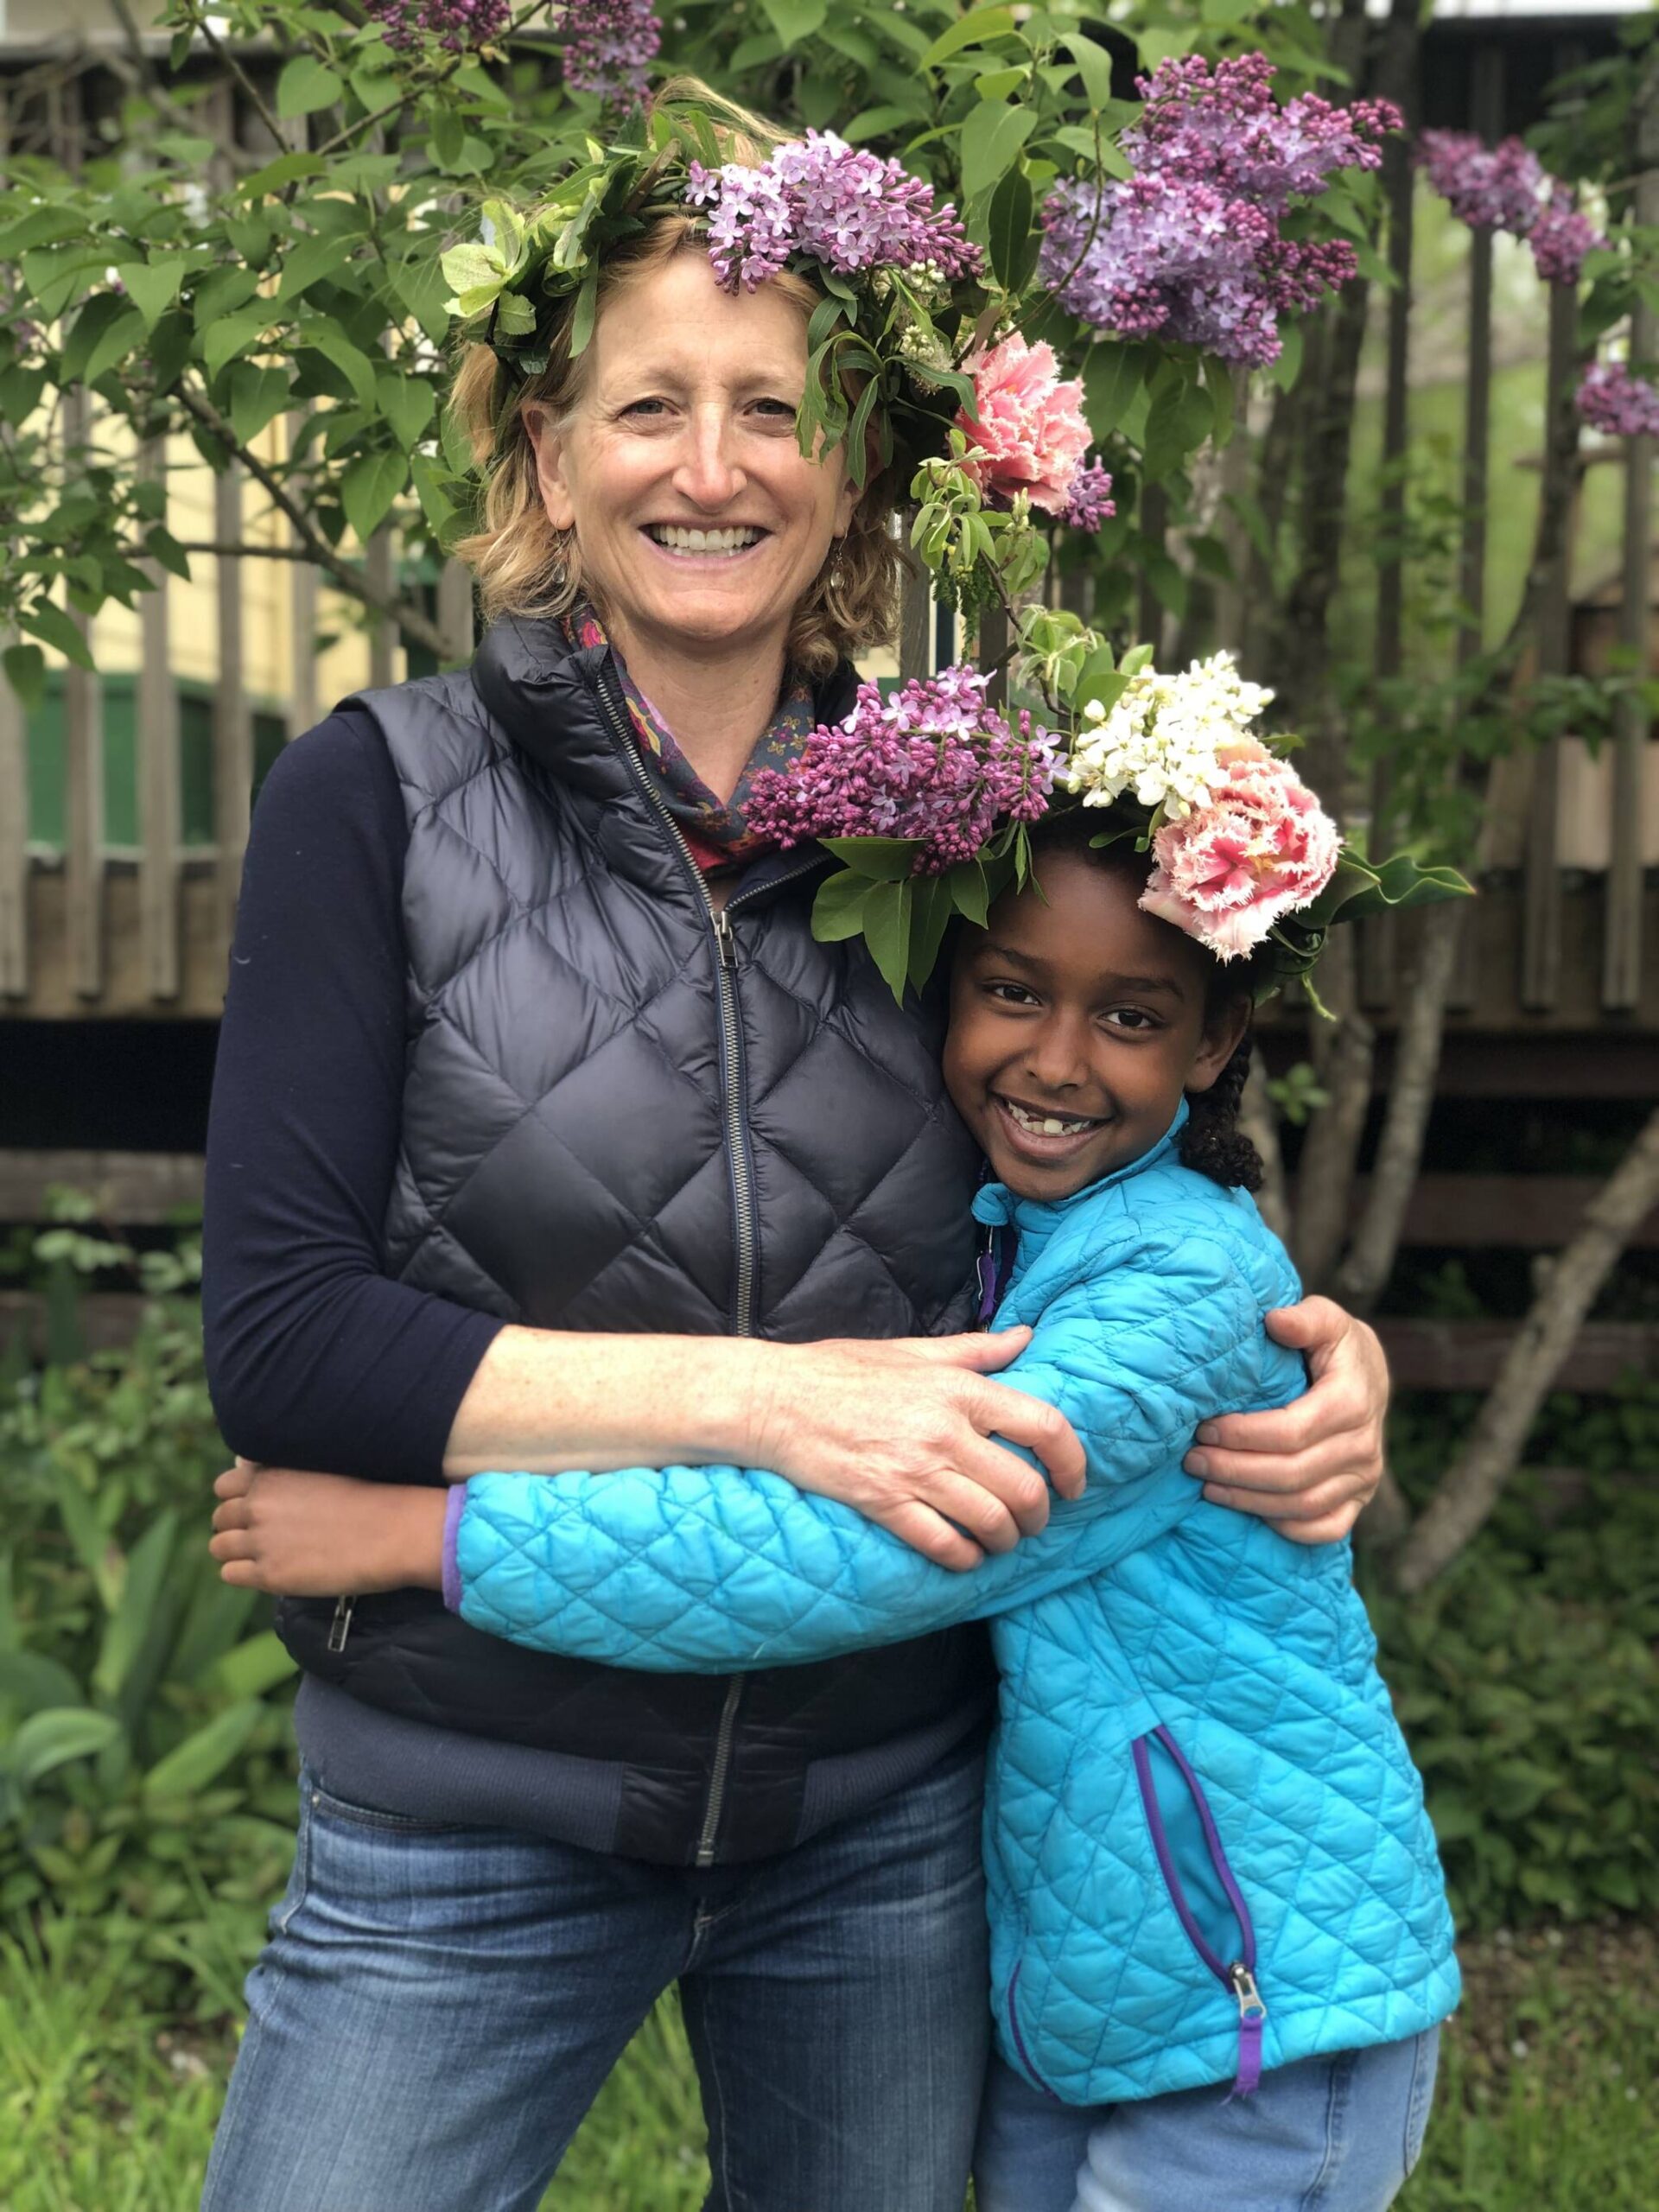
[455,1133,1459,2103]
[353,652,983,1344]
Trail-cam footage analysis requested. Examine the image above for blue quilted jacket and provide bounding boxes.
[448,1111,1460,2105]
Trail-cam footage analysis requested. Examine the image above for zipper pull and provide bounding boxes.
[713,909,736,969]
[326,1595,355,1654]
[1226,1961,1266,2101]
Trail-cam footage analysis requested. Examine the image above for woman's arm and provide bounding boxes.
[210,1228,1298,1667]
[204,715,1080,1560]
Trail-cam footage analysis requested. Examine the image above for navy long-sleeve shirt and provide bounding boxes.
[202,710,501,1484]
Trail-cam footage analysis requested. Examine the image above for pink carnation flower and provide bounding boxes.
[1140,745,1339,960]
[957,334,1091,515]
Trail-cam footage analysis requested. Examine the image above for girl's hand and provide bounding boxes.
[209,1461,447,1595]
[747,1328,1087,1573]
[1181,1297,1389,1545]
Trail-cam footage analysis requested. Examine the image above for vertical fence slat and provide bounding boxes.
[137,436,181,1001]
[437,558,476,664]
[61,385,104,1002]
[1603,52,1659,1013]
[1521,276,1578,1014]
[0,643,26,998]
[1136,481,1167,658]
[1448,44,1504,1015]
[212,464,252,976]
[366,531,396,690]
[1361,110,1418,1011]
[899,561,931,681]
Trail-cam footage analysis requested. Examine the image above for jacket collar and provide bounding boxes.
[970,1100,1192,1240]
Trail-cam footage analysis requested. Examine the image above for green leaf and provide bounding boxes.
[209,1630,298,1700]
[1083,342,1150,444]
[907,875,954,989]
[342,448,408,543]
[1268,320,1304,393]
[921,4,1016,68]
[944,857,990,928]
[378,372,437,453]
[961,100,1036,202]
[142,1700,263,1803]
[760,0,827,43]
[276,233,358,304]
[92,1509,177,1701]
[811,868,872,943]
[1141,373,1213,481]
[20,600,95,673]
[194,265,261,328]
[0,1651,83,1717]
[203,305,278,381]
[238,150,328,198]
[302,325,379,410]
[0,367,48,427]
[821,836,920,881]
[568,257,601,359]
[120,257,189,332]
[410,451,466,543]
[3,644,45,710]
[1062,32,1116,111]
[228,363,292,448]
[987,166,1035,294]
[276,56,344,119]
[3,1708,123,1791]
[861,876,914,1002]
[61,293,137,385]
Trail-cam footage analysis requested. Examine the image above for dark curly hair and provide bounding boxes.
[1026,808,1265,1194]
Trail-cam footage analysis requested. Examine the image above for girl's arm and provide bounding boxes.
[443,1227,1303,1670]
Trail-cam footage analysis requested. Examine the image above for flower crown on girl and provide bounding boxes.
[440,87,1465,1000]
[739,646,1468,1004]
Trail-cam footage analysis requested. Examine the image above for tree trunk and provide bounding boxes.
[1393,1106,1659,1594]
[1290,932,1375,1289]
[1332,903,1461,1313]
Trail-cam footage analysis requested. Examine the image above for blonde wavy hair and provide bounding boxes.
[449,93,905,681]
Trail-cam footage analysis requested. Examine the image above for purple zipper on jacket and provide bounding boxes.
[1004,1961,1063,2101]
[1132,1724,1267,2098]
[976,1223,1014,1326]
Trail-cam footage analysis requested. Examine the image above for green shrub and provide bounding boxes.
[1370,1381,1659,1931]
[0,1270,299,2017]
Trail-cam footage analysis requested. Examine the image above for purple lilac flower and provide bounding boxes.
[686,133,981,293]
[1416,130,1543,233]
[1527,189,1605,288]
[1040,54,1396,369]
[745,665,1058,874]
[1060,460,1116,531]
[365,0,508,52]
[1577,360,1659,440]
[561,0,659,106]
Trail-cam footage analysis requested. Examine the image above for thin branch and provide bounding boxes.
[311,0,557,161]
[175,379,447,658]
[99,0,262,174]
[183,2,289,156]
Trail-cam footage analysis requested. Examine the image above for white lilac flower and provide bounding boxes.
[1064,652,1275,820]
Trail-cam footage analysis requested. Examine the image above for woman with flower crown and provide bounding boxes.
[197,85,1401,2212]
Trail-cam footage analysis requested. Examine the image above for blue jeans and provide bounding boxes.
[200,1741,989,2212]
[974,2030,1440,2212]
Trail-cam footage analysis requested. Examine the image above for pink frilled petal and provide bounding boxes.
[1140,751,1340,960]
[956,332,1092,514]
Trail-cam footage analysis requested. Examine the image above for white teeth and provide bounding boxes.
[1003,1099,1096,1137]
[650,524,761,554]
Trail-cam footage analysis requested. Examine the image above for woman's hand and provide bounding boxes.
[747,1328,1087,1572]
[1180,1297,1389,1544]
[209,1460,448,1596]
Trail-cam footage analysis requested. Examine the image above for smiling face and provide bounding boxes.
[521,250,859,671]
[943,848,1250,1201]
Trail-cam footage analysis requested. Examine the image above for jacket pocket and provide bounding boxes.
[1132,1723,1267,2097]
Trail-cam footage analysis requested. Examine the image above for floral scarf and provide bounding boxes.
[565,603,819,872]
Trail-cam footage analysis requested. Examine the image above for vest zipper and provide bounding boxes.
[592,664,770,1866]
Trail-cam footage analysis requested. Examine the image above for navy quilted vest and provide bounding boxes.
[276,617,993,1863]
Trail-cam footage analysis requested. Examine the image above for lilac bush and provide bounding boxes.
[1416,130,1606,289]
[1577,360,1659,440]
[745,668,1059,874]
[1039,54,1398,368]
[686,133,981,292]
[562,0,660,105]
[364,0,508,51]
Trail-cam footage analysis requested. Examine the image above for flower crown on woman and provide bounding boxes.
[442,80,1465,1001]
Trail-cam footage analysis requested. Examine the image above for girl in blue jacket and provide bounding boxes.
[213,812,1459,2212]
